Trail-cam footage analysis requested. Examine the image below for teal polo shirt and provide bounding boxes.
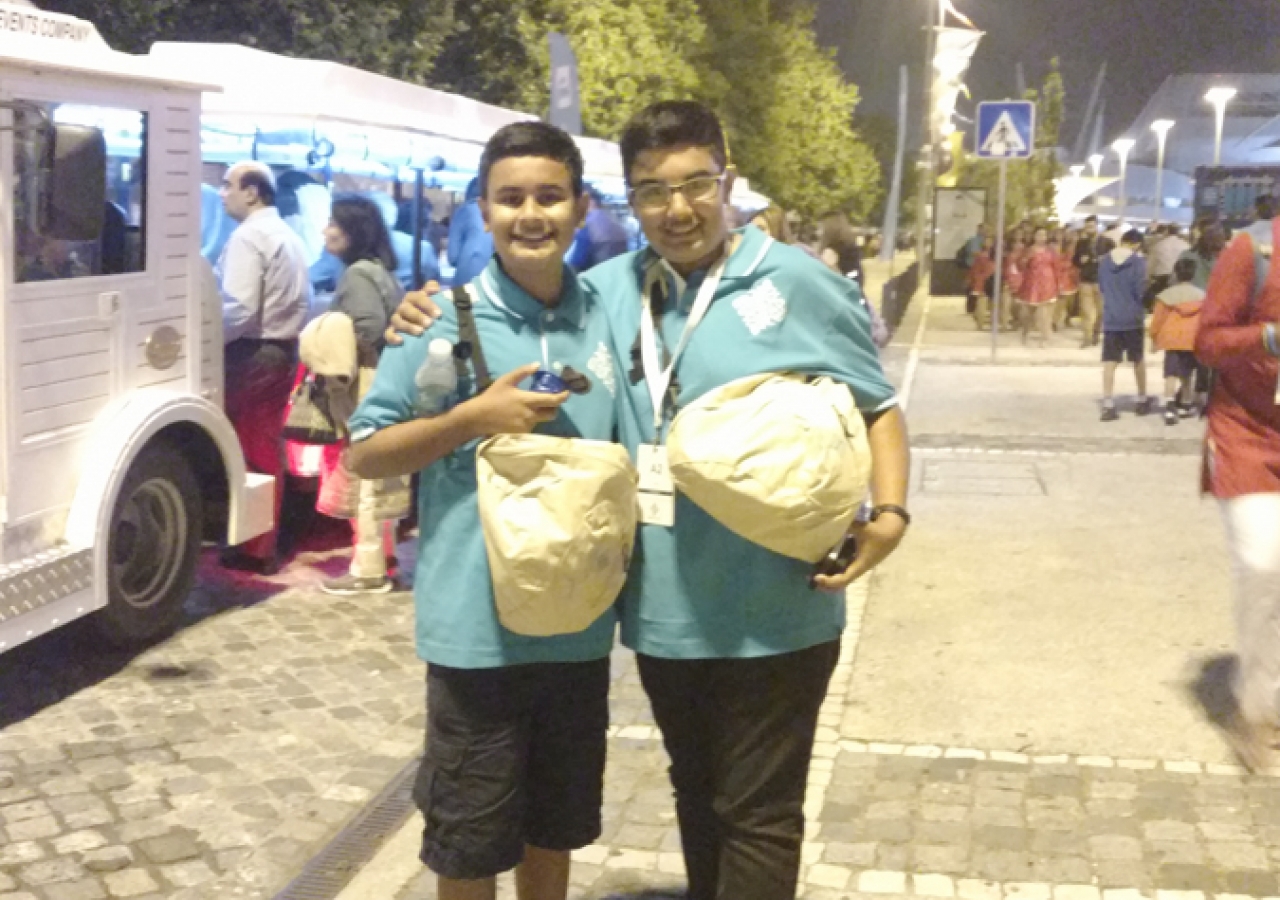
[582,225,898,660]
[349,260,622,669]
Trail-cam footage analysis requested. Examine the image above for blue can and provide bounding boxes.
[529,370,568,394]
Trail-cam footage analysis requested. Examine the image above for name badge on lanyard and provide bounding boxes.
[637,257,728,527]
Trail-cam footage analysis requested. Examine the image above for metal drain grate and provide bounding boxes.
[273,755,422,900]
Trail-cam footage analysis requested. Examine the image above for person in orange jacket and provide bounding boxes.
[1149,256,1205,425]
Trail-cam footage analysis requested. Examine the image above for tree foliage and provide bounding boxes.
[48,0,882,219]
[512,0,719,140]
[697,0,880,219]
[42,0,454,84]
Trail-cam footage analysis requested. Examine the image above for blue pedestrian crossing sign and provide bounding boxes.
[976,101,1036,159]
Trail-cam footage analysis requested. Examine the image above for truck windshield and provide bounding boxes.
[13,102,148,284]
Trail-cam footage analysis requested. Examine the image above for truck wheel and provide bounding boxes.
[97,443,202,646]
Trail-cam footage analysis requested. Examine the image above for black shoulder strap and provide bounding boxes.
[452,285,493,393]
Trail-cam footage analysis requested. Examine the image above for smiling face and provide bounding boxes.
[628,145,735,276]
[480,156,587,279]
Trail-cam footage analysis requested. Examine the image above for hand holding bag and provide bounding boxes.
[665,372,872,563]
[476,434,638,636]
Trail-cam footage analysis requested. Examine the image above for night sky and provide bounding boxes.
[815,0,1280,149]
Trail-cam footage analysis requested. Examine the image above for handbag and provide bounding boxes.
[666,372,872,563]
[476,434,637,637]
[282,372,342,445]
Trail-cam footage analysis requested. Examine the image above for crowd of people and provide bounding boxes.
[958,213,1243,424]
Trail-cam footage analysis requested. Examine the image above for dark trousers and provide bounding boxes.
[637,641,840,900]
[224,339,297,561]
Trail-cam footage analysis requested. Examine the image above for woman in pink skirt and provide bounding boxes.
[1018,226,1061,345]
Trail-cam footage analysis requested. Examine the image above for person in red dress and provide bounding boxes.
[970,235,997,330]
[1194,198,1280,771]
[1018,226,1061,346]
[999,234,1027,332]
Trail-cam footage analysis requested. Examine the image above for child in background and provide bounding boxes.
[970,235,996,330]
[1149,256,1206,425]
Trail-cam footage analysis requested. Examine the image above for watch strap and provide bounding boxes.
[871,504,911,526]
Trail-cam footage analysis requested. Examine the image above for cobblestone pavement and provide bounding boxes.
[0,547,427,900]
[397,574,1280,900]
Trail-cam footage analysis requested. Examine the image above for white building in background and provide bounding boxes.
[1070,73,1280,228]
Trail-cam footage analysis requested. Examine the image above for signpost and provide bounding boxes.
[976,100,1035,360]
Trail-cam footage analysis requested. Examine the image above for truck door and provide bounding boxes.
[2,85,155,541]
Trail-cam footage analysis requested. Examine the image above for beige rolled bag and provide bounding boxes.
[475,434,639,637]
[665,372,873,563]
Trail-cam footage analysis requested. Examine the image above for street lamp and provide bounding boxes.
[1150,119,1175,225]
[1205,87,1237,166]
[1113,138,1136,227]
[1088,153,1104,178]
[1069,164,1085,179]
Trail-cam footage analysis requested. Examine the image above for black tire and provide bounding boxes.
[96,442,202,646]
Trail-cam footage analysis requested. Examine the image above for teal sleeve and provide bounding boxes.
[348,307,462,442]
[824,295,898,413]
[805,268,899,413]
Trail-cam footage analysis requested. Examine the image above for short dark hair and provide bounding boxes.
[237,167,276,206]
[1257,194,1277,221]
[620,100,728,184]
[478,122,584,197]
[1084,215,1098,225]
[330,193,397,270]
[1121,228,1144,246]
[1174,257,1197,283]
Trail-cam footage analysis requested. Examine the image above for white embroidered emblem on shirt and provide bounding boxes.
[587,342,616,396]
[732,279,788,336]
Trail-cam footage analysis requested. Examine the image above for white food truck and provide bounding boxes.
[0,4,640,656]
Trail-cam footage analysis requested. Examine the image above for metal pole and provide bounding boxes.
[411,169,426,290]
[880,65,910,264]
[914,1,940,282]
[1118,154,1128,227]
[1214,103,1225,166]
[1153,135,1166,227]
[991,158,1007,362]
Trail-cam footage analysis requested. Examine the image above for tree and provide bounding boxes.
[430,0,540,110]
[698,0,881,219]
[511,0,721,139]
[43,0,455,85]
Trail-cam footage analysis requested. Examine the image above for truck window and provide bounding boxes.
[13,103,147,283]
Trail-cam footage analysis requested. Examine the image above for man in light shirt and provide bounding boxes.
[1147,224,1192,308]
[217,161,312,573]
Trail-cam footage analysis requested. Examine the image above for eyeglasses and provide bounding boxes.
[629,173,727,211]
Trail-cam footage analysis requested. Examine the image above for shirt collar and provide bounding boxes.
[648,226,774,309]
[245,207,280,224]
[478,258,587,329]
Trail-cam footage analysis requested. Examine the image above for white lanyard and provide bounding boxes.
[639,258,728,432]
[479,272,552,369]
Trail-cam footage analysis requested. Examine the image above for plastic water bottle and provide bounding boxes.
[415,339,456,416]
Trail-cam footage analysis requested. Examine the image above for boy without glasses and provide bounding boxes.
[347,122,621,900]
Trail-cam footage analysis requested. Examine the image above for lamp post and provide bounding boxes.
[1205,87,1237,166]
[1070,164,1085,179]
[1112,138,1135,227]
[1088,153,1104,178]
[1150,119,1175,226]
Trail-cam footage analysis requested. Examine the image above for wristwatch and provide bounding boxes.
[870,504,912,527]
